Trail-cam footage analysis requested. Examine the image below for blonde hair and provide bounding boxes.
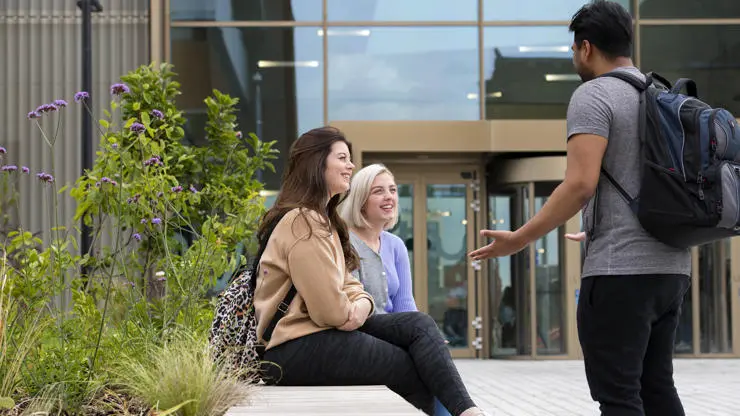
[340,163,399,231]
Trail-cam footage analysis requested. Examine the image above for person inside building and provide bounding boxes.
[468,1,691,415]
[252,126,489,416]
[339,163,452,416]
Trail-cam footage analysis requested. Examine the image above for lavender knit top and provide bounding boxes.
[350,231,418,314]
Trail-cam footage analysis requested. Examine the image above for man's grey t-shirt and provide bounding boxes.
[566,66,691,277]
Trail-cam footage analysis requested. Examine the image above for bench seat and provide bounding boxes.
[226,385,422,415]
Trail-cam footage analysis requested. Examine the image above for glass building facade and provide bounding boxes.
[161,0,740,359]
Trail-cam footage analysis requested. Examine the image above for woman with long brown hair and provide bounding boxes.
[251,127,488,416]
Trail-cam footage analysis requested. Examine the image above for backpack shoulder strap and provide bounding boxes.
[589,70,649,240]
[598,70,650,92]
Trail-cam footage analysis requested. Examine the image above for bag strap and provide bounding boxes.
[588,70,649,239]
[262,287,297,343]
[250,211,296,344]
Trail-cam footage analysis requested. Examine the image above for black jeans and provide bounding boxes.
[577,274,691,416]
[262,312,476,416]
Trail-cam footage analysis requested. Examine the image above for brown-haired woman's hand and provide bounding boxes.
[338,298,372,331]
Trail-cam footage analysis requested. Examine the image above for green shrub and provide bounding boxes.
[0,62,277,413]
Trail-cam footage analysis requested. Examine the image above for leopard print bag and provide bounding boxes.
[209,213,289,383]
[209,267,263,382]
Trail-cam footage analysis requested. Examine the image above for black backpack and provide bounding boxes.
[598,71,740,249]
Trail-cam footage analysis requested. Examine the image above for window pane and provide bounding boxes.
[488,194,516,356]
[327,0,476,21]
[426,184,468,348]
[171,0,322,21]
[640,25,740,116]
[171,27,323,190]
[327,27,478,121]
[484,0,631,21]
[389,184,415,277]
[698,241,733,354]
[484,26,578,120]
[534,182,565,355]
[640,0,740,19]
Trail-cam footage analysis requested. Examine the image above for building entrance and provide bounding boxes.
[383,163,485,359]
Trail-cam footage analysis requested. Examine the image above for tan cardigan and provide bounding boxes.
[254,208,375,350]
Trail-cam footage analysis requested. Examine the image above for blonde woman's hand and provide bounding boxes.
[565,231,587,242]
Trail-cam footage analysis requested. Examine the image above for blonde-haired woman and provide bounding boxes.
[340,164,453,416]
[340,163,416,314]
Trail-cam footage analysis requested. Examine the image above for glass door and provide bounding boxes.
[488,181,567,358]
[390,166,479,358]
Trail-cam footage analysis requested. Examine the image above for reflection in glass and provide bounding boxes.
[327,27,478,121]
[484,0,631,20]
[641,25,740,116]
[170,0,322,21]
[534,184,565,355]
[674,289,693,354]
[389,184,415,277]
[489,185,532,355]
[170,27,323,190]
[514,185,532,355]
[483,26,580,120]
[426,184,468,348]
[640,0,740,19]
[698,240,733,353]
[488,194,514,356]
[328,0,476,21]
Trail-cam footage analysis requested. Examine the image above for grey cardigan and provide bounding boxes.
[349,232,389,314]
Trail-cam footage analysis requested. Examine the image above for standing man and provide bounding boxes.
[469,1,690,415]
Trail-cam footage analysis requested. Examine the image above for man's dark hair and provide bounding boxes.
[569,0,633,59]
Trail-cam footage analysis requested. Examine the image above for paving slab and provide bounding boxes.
[227,358,740,415]
[458,358,740,415]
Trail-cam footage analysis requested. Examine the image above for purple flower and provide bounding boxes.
[1,165,18,172]
[189,185,198,193]
[36,172,54,183]
[140,219,147,224]
[110,83,130,96]
[157,191,164,198]
[171,185,183,193]
[53,99,68,108]
[151,109,164,119]
[0,147,6,154]
[151,218,162,225]
[236,131,243,139]
[27,111,39,120]
[74,91,89,103]
[95,181,101,187]
[143,156,163,167]
[133,233,142,242]
[21,166,29,174]
[101,177,111,183]
[111,143,118,149]
[35,104,58,114]
[130,122,145,134]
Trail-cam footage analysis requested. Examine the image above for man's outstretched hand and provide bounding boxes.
[468,230,528,261]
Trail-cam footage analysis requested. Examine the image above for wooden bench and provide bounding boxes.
[226,385,422,415]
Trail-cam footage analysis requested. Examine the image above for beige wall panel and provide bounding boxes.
[1,1,149,247]
[489,120,567,152]
[498,156,567,183]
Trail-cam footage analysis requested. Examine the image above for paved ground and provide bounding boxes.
[457,358,740,415]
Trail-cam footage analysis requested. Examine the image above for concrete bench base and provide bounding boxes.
[226,385,422,415]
